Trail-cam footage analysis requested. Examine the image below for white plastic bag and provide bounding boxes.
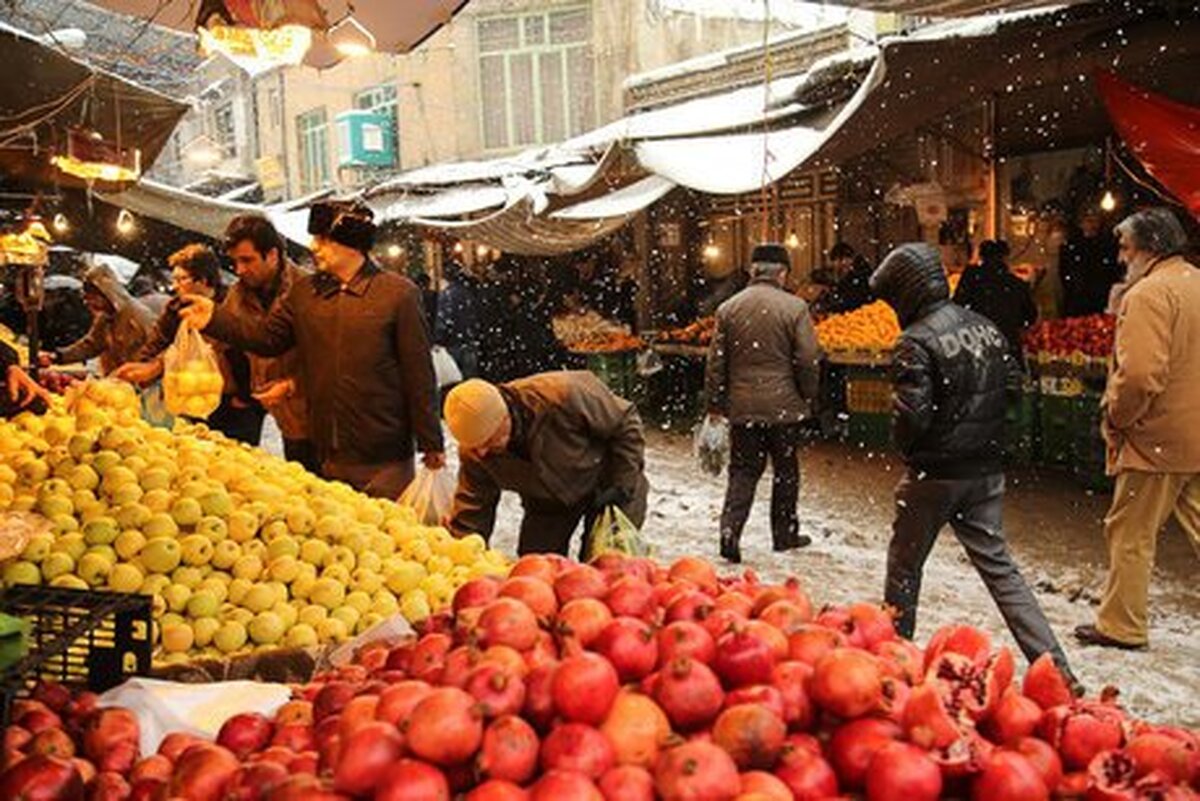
[398,466,456,526]
[694,415,731,476]
[162,322,223,419]
[432,345,462,388]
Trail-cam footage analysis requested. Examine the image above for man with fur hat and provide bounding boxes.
[871,242,1076,682]
[181,200,443,498]
[705,243,822,563]
[443,373,648,557]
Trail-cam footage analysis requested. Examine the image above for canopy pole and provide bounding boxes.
[983,95,998,240]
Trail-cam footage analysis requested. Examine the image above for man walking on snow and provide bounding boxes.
[871,242,1076,680]
[705,243,822,564]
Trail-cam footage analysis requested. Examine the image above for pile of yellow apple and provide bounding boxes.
[162,359,224,419]
[0,386,508,663]
[815,300,901,353]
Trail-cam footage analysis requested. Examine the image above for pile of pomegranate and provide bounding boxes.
[1,553,1196,800]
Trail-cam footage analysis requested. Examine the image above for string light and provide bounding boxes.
[52,214,70,234]
[1100,190,1117,212]
[452,242,464,254]
[785,232,800,249]
[386,244,402,258]
[703,244,721,260]
[475,244,490,258]
[116,209,136,236]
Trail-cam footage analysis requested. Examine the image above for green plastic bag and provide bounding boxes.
[586,506,650,561]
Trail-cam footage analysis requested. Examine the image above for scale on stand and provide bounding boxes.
[0,220,51,379]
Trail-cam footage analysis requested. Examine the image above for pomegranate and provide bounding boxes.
[1125,732,1200,785]
[128,779,166,801]
[312,681,359,721]
[809,648,883,720]
[654,741,740,801]
[274,701,314,727]
[130,755,171,785]
[332,721,404,796]
[167,743,240,801]
[510,554,558,583]
[714,591,754,618]
[667,557,720,595]
[441,645,482,688]
[500,576,559,619]
[227,761,290,801]
[553,654,620,725]
[738,771,793,801]
[986,688,1043,745]
[376,680,433,726]
[1085,749,1139,800]
[541,724,617,779]
[466,780,530,801]
[600,692,672,769]
[972,749,1049,801]
[89,771,131,801]
[926,648,1014,722]
[711,704,786,770]
[1022,653,1074,710]
[466,664,527,719]
[158,731,203,762]
[713,630,776,689]
[756,600,811,634]
[748,578,810,616]
[653,658,725,731]
[406,687,485,766]
[17,709,61,735]
[606,577,656,621]
[374,759,451,801]
[656,622,716,667]
[555,565,609,604]
[598,765,655,801]
[523,663,560,731]
[478,715,540,784]
[478,598,541,651]
[27,728,74,759]
[82,708,139,774]
[903,683,967,750]
[828,717,903,789]
[558,600,614,648]
[665,591,716,625]
[530,769,605,801]
[774,746,839,800]
[1012,737,1063,795]
[338,695,381,739]
[0,754,84,801]
[768,662,815,730]
[847,603,898,648]
[924,624,993,672]
[218,713,274,759]
[455,577,502,612]
[874,639,926,685]
[787,625,846,666]
[1041,703,1125,771]
[723,685,786,720]
[865,742,943,801]
[595,618,659,682]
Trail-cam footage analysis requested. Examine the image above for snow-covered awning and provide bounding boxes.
[551,176,676,221]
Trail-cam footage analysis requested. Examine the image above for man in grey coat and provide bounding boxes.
[705,244,822,563]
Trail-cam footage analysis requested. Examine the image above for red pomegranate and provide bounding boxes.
[1084,750,1139,801]
[652,658,726,731]
[376,680,434,726]
[1012,737,1063,794]
[440,646,482,689]
[827,717,903,790]
[598,765,655,801]
[985,688,1043,745]
[466,780,530,801]
[656,622,716,667]
[653,741,740,801]
[1125,731,1200,785]
[809,648,883,720]
[374,759,451,801]
[540,724,617,779]
[500,576,559,619]
[466,664,528,719]
[600,692,672,769]
[89,771,131,801]
[409,634,455,682]
[723,685,786,720]
[756,600,812,634]
[667,557,720,595]
[227,761,289,801]
[82,708,140,774]
[786,626,847,666]
[711,704,786,770]
[665,591,716,625]
[606,577,656,621]
[774,746,839,800]
[1022,653,1074,710]
[865,742,943,801]
[972,749,1049,801]
[555,565,609,604]
[558,599,615,648]
[523,663,560,732]
[217,713,274,760]
[454,577,502,613]
[769,662,815,730]
[332,722,405,796]
[873,639,925,685]
[0,754,84,801]
[510,554,558,583]
[478,715,540,785]
[167,743,240,801]
[553,654,620,725]
[406,688,485,766]
[713,630,777,689]
[847,603,897,648]
[903,683,966,751]
[478,598,541,652]
[530,769,605,801]
[1040,703,1125,771]
[923,624,993,672]
[926,648,1014,723]
[738,771,793,801]
[594,618,659,682]
[27,729,74,760]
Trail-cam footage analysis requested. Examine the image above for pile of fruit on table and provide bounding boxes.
[0,379,508,661]
[3,553,1195,800]
[1022,315,1115,362]
[815,302,900,357]
[655,318,715,348]
[553,313,642,355]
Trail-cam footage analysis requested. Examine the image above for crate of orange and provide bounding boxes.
[816,302,899,365]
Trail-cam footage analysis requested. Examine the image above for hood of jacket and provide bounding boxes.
[869,243,950,327]
[83,263,140,315]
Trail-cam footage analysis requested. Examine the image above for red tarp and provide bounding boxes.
[1095,69,1200,219]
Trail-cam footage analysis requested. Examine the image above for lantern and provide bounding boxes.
[51,127,141,184]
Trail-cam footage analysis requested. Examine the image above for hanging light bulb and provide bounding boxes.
[52,213,70,234]
[386,244,402,259]
[702,244,721,260]
[116,209,136,236]
[475,244,490,259]
[452,242,464,255]
[785,232,800,249]
[1100,190,1117,212]
[329,15,376,58]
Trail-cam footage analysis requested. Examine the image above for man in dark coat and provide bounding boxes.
[871,242,1077,682]
[180,200,444,498]
[819,242,875,314]
[953,240,1037,359]
[705,244,822,563]
[445,373,648,557]
[435,260,480,381]
[51,264,156,375]
[1060,210,1122,318]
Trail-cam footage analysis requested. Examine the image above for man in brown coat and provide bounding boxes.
[1076,208,1200,650]
[181,201,443,498]
[51,263,156,375]
[705,243,822,563]
[444,373,648,557]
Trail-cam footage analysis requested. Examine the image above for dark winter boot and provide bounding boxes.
[720,532,741,564]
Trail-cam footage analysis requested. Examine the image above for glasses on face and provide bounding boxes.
[171,271,199,290]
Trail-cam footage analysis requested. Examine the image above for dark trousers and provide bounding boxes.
[283,438,320,474]
[194,397,265,446]
[885,472,1069,668]
[720,423,803,548]
[519,498,597,560]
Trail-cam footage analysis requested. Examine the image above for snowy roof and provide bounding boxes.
[651,0,849,27]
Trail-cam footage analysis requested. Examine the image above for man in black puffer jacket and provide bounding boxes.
[872,243,1076,681]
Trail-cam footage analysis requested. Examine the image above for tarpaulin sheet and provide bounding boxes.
[1096,69,1200,219]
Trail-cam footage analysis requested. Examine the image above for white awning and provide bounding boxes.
[368,187,509,220]
[551,176,676,220]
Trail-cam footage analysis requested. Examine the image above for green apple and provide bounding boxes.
[172,566,205,590]
[192,617,221,648]
[186,590,220,619]
[108,563,144,594]
[195,516,227,543]
[114,530,147,562]
[267,556,300,584]
[20,532,54,563]
[139,538,182,574]
[232,556,263,582]
[170,497,203,528]
[83,517,120,546]
[115,502,152,530]
[213,620,248,653]
[77,552,112,587]
[241,584,276,614]
[179,534,214,567]
[198,490,232,518]
[299,539,330,567]
[3,561,41,585]
[162,583,192,613]
[143,513,179,540]
[211,540,241,570]
[142,489,174,514]
[227,510,259,543]
[309,578,346,611]
[138,467,171,492]
[284,623,318,649]
[248,612,284,645]
[52,533,87,562]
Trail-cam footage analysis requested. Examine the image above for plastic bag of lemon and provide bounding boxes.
[162,324,224,419]
[815,300,901,353]
[0,396,508,665]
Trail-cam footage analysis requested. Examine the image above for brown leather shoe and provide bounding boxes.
[1073,624,1147,651]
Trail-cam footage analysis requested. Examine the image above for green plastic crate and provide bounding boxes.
[585,352,639,401]
[1004,385,1038,465]
[847,411,892,450]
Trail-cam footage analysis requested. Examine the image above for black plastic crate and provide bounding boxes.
[0,586,152,724]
